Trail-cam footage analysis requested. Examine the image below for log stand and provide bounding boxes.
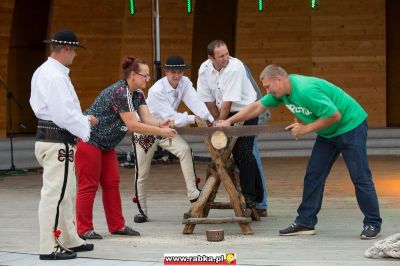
[182,130,258,235]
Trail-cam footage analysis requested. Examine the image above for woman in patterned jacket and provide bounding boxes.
[75,57,176,239]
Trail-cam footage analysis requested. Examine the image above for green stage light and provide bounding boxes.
[258,0,263,12]
[129,0,135,15]
[311,0,318,9]
[187,0,192,14]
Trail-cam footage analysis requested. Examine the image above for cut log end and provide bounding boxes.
[210,130,227,149]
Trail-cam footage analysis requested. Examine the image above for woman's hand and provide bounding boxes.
[87,115,99,127]
[160,127,177,138]
[214,120,231,127]
[160,118,175,128]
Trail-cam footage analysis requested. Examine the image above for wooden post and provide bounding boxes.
[206,137,253,235]
[204,164,222,214]
[182,132,253,236]
[207,202,232,209]
[183,174,219,234]
[183,217,252,224]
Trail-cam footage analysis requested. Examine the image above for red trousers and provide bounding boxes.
[75,140,125,234]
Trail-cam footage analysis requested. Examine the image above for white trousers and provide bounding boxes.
[35,141,84,254]
[134,134,200,216]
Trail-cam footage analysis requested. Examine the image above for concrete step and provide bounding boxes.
[0,137,39,170]
[1,128,399,170]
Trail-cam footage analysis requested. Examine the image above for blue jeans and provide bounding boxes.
[295,120,382,228]
[254,137,268,210]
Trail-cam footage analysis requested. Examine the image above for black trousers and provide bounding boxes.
[230,113,263,205]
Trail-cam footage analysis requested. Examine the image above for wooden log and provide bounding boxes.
[223,159,246,210]
[207,202,232,209]
[210,130,227,150]
[231,162,246,210]
[183,212,191,219]
[222,136,238,160]
[206,138,253,235]
[183,217,252,225]
[251,209,261,221]
[191,174,219,216]
[206,229,224,242]
[203,166,221,217]
[183,174,219,234]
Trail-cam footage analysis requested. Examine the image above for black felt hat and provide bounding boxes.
[163,56,191,70]
[43,29,85,48]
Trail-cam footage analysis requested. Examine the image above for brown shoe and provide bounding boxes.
[79,230,103,240]
[256,209,268,217]
[111,225,140,236]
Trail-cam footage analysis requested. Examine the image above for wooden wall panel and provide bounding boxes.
[191,0,237,83]
[49,0,129,108]
[387,0,400,126]
[236,0,386,127]
[311,0,386,127]
[0,0,388,136]
[236,0,312,124]
[49,0,194,111]
[0,0,15,137]
[158,0,194,113]
[7,0,51,134]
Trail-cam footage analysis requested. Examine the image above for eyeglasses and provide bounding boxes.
[134,70,150,81]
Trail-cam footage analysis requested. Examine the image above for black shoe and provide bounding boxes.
[190,196,199,203]
[243,200,256,217]
[245,200,256,209]
[79,230,103,240]
[279,223,315,236]
[70,243,94,252]
[39,251,77,260]
[134,213,148,223]
[190,189,201,203]
[111,225,140,236]
[360,225,381,239]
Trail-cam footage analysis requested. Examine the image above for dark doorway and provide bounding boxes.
[386,0,400,127]
[7,0,51,135]
[191,0,238,83]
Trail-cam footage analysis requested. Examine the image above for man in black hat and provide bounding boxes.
[133,55,214,223]
[30,29,98,260]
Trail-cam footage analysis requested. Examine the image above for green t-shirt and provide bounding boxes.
[259,74,367,138]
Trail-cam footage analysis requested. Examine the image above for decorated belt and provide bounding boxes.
[36,119,76,145]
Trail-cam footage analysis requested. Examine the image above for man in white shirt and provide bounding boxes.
[30,29,97,260]
[197,40,264,214]
[133,55,214,223]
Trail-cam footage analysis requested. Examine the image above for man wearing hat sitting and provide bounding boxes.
[133,55,214,223]
[30,29,97,260]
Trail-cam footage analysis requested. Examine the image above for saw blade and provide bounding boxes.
[176,124,287,137]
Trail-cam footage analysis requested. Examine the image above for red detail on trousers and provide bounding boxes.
[132,196,139,203]
[54,229,61,238]
[75,140,125,235]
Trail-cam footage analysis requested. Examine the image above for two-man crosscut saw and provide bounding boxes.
[176,124,288,137]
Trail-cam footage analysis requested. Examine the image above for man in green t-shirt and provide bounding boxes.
[219,64,382,239]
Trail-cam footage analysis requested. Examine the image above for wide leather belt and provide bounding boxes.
[36,119,76,145]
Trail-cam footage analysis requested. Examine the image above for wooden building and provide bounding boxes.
[0,0,399,138]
